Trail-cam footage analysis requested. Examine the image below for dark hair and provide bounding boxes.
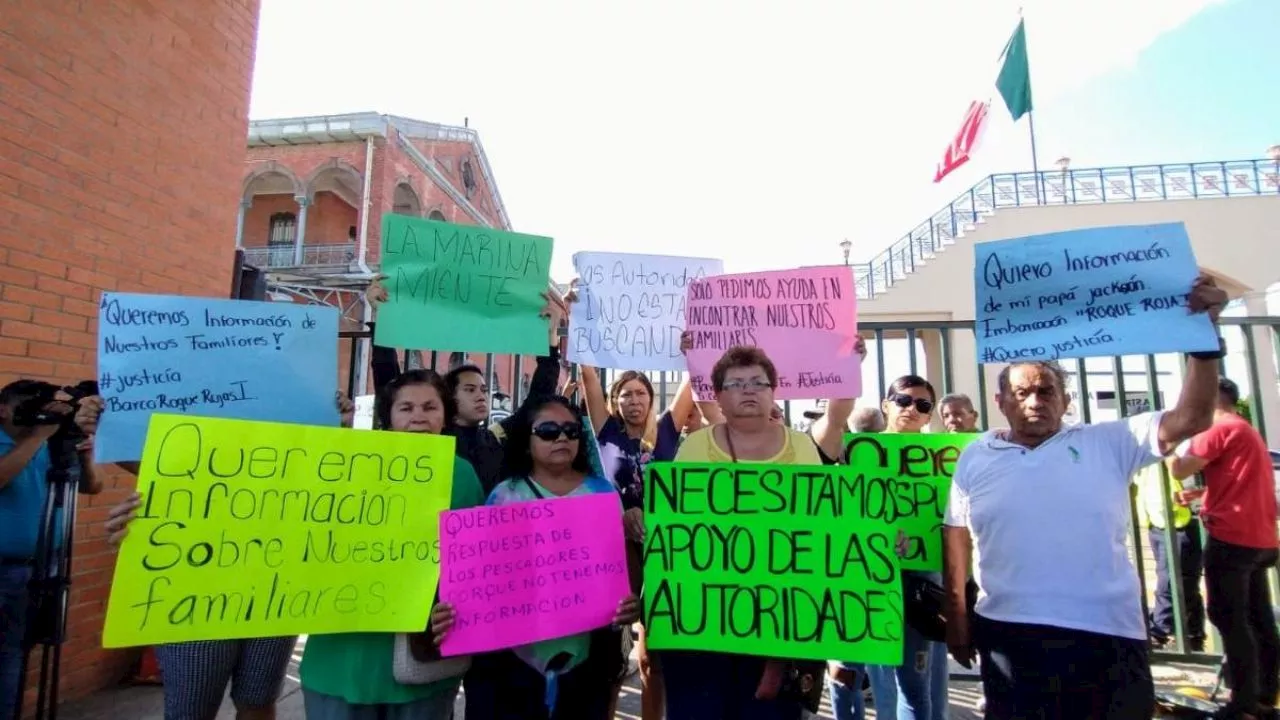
[996,362,1069,397]
[711,346,778,392]
[939,393,974,410]
[1218,377,1241,407]
[374,370,455,431]
[886,374,937,403]
[0,379,48,406]
[444,364,486,400]
[500,395,593,479]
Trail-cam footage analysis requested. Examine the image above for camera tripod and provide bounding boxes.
[12,422,86,720]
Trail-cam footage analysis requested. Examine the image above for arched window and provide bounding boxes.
[429,210,446,221]
[268,212,297,246]
[461,160,476,198]
[267,212,297,266]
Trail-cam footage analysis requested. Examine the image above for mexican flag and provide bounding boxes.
[933,18,1033,183]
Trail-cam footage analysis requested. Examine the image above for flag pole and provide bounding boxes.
[1020,8,1042,204]
[1029,109,1042,204]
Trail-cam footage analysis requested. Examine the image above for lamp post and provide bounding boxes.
[840,238,852,266]
[1055,156,1071,204]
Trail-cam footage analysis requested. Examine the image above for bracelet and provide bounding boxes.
[1187,336,1226,361]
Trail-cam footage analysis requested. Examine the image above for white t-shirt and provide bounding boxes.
[944,412,1165,641]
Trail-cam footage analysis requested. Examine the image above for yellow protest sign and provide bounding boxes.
[102,414,456,648]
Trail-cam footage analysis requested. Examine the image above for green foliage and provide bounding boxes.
[1237,396,1253,424]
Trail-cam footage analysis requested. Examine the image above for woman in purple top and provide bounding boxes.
[578,364,700,720]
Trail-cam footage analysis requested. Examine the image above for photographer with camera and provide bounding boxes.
[0,380,104,718]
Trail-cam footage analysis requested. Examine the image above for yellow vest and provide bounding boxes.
[1135,463,1192,530]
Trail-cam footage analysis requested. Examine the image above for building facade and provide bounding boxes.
[0,0,262,705]
[239,113,556,401]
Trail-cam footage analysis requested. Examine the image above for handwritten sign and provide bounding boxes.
[974,223,1219,363]
[102,415,456,647]
[643,462,902,664]
[568,252,723,371]
[95,293,340,463]
[684,266,861,400]
[844,433,979,572]
[353,395,375,430]
[437,493,630,655]
[375,215,554,355]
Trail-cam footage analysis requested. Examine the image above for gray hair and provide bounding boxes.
[939,393,975,410]
[996,361,1069,396]
[849,407,886,433]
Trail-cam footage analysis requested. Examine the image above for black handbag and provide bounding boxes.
[903,574,980,643]
[779,660,826,714]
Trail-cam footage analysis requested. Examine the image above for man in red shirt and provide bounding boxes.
[1170,377,1279,720]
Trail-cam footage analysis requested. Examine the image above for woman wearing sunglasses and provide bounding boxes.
[443,395,642,719]
[862,374,950,720]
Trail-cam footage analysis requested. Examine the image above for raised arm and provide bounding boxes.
[501,292,567,434]
[811,399,854,460]
[664,377,696,430]
[579,364,612,435]
[1156,276,1227,454]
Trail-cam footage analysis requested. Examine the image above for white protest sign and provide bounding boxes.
[353,394,375,430]
[569,252,724,371]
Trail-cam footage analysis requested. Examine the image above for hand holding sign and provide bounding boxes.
[1187,274,1227,323]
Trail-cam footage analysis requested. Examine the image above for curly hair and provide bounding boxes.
[711,346,778,392]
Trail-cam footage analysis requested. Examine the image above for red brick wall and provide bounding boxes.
[0,0,261,706]
[308,192,359,246]
[242,191,356,249]
[242,193,299,247]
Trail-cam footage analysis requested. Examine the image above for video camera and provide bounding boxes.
[10,380,98,441]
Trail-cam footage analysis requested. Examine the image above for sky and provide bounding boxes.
[249,0,1277,279]
[249,0,1279,411]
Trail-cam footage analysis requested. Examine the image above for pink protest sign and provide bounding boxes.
[438,492,630,656]
[685,265,861,400]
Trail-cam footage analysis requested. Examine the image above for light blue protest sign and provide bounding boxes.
[95,292,340,462]
[974,223,1219,364]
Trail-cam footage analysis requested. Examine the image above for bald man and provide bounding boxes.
[849,407,886,434]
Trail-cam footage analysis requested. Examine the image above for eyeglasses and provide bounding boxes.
[532,421,583,441]
[720,379,773,392]
[889,394,934,414]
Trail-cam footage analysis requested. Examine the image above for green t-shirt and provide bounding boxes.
[299,457,486,705]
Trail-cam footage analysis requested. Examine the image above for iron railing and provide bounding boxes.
[242,242,356,270]
[854,158,1280,300]
[343,315,1280,669]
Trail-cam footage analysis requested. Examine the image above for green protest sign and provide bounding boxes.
[842,432,980,572]
[374,215,555,354]
[643,462,903,665]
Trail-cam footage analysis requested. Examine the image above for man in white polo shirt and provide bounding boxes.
[942,274,1227,720]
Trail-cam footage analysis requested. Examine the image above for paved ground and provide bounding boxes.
[52,643,1221,720]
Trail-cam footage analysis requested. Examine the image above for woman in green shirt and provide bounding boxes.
[300,369,486,719]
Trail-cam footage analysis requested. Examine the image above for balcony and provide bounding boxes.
[241,242,357,271]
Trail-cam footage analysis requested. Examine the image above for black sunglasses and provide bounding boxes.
[890,394,934,414]
[532,421,583,441]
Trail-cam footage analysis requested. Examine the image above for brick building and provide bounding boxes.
[0,0,262,706]
[239,112,559,402]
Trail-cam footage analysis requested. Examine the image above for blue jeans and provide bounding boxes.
[866,623,950,720]
[0,565,32,720]
[828,664,866,720]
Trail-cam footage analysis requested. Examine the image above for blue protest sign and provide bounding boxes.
[95,292,340,462]
[974,223,1219,364]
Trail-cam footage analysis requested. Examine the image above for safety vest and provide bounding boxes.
[1135,463,1192,530]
